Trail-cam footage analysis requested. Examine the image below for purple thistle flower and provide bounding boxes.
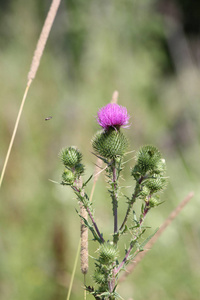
[97,103,130,130]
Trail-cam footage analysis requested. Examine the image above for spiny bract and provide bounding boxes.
[98,242,119,265]
[92,129,128,159]
[59,146,82,168]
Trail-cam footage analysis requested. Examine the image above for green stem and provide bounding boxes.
[113,165,118,235]
[119,185,139,231]
[86,206,105,243]
[139,194,151,225]
[66,239,81,300]
[119,176,144,231]
[114,243,133,275]
[111,160,119,244]
[72,185,105,243]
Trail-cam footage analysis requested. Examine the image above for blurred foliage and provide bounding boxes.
[0,0,200,299]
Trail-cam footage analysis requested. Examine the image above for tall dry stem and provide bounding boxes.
[0,0,61,188]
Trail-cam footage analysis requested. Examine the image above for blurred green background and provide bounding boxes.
[1,0,200,299]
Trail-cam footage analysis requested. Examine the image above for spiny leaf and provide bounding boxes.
[91,152,109,164]
[76,210,101,243]
[139,227,159,250]
[82,174,93,187]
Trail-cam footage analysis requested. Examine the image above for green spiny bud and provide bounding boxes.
[148,196,160,207]
[144,176,167,193]
[154,158,166,175]
[139,185,150,198]
[137,145,161,173]
[115,156,122,164]
[62,169,75,185]
[92,128,128,159]
[98,242,119,265]
[93,271,107,285]
[59,146,82,168]
[131,164,142,180]
[74,163,85,176]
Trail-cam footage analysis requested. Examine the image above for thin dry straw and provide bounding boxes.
[0,0,61,188]
[119,191,194,283]
[78,178,89,275]
[28,0,61,81]
[79,196,88,300]
[80,203,88,274]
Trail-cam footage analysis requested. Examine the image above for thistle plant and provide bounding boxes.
[59,103,167,299]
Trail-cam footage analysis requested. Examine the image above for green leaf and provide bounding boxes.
[91,152,109,164]
[141,202,145,213]
[76,210,102,243]
[98,292,111,297]
[139,227,159,250]
[119,224,128,235]
[82,174,93,187]
[132,210,138,223]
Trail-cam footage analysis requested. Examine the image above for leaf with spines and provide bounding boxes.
[139,227,159,251]
[76,210,102,243]
[82,174,93,188]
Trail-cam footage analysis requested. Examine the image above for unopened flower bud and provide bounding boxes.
[60,146,82,168]
[75,163,85,176]
[136,145,162,174]
[62,169,75,185]
[144,176,166,193]
[98,242,119,265]
[149,197,159,207]
[92,128,128,159]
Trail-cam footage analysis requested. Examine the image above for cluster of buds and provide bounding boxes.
[58,102,167,299]
[60,146,84,185]
[93,242,119,294]
[132,145,167,208]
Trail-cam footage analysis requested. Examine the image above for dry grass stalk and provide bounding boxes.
[111,90,119,104]
[28,0,61,81]
[119,191,194,283]
[78,178,89,275]
[0,0,61,188]
[80,200,89,274]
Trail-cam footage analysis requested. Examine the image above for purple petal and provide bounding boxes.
[97,103,130,130]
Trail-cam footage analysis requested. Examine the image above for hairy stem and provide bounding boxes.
[108,272,116,296]
[113,164,118,235]
[139,195,151,225]
[114,243,133,275]
[111,160,119,245]
[116,196,151,275]
[119,185,139,231]
[72,185,105,243]
[86,206,105,243]
[119,176,144,231]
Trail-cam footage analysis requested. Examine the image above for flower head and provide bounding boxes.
[97,103,130,130]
